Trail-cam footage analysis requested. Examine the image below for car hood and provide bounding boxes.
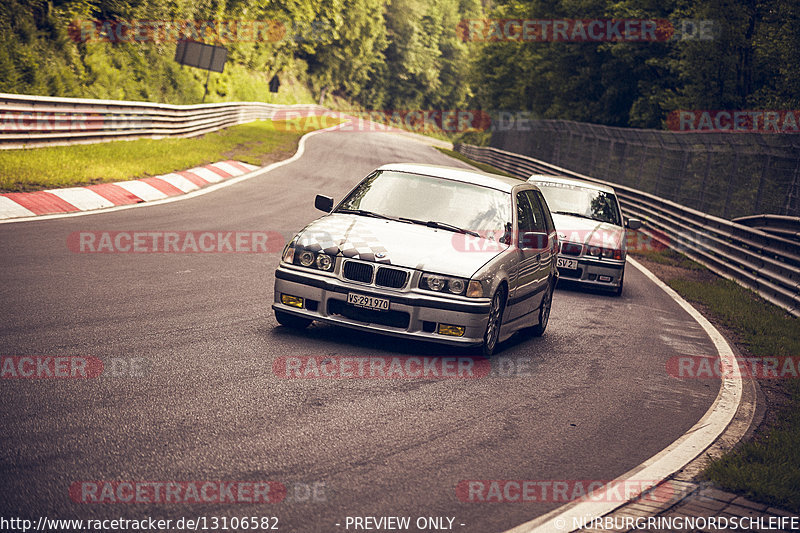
[294,213,506,277]
[552,214,626,249]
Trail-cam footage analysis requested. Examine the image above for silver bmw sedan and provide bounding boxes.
[273,163,559,355]
[527,175,641,296]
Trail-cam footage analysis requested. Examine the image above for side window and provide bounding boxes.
[534,191,556,233]
[518,190,546,232]
[516,191,535,232]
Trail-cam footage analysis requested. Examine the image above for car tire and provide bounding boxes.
[613,269,625,297]
[530,281,553,337]
[275,310,313,329]
[482,286,507,357]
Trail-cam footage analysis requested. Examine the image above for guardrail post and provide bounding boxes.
[784,159,800,216]
[754,155,771,214]
[723,152,740,219]
[698,151,713,212]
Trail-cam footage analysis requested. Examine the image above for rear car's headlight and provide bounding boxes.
[600,248,623,260]
[419,273,468,295]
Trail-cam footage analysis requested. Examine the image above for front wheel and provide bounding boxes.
[482,287,507,356]
[275,310,312,329]
[530,282,553,337]
[612,269,625,297]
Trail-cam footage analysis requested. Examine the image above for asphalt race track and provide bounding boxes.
[0,129,721,532]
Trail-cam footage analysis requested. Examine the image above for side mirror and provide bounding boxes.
[625,218,642,230]
[519,231,548,250]
[315,195,334,213]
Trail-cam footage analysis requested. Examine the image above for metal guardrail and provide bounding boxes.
[455,143,800,317]
[733,214,800,241]
[0,93,322,149]
[490,120,800,219]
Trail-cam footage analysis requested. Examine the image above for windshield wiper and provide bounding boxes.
[336,209,402,222]
[398,217,480,237]
[552,210,595,220]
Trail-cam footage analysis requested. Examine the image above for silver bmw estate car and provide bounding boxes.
[273,163,559,355]
[527,175,641,296]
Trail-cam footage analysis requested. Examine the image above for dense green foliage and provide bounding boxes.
[1,1,798,126]
[472,0,800,127]
[0,0,480,108]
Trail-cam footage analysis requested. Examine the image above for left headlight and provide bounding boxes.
[419,273,469,296]
[287,245,336,272]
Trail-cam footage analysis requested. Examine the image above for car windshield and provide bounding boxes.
[336,170,512,233]
[533,181,621,226]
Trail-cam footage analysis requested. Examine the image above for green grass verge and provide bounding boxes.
[631,245,800,512]
[0,119,338,192]
[434,147,519,178]
[632,248,706,271]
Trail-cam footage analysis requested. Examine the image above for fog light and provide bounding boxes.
[598,275,612,282]
[437,324,465,337]
[281,294,304,308]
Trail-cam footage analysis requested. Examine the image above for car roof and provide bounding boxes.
[377,163,527,193]
[527,174,617,195]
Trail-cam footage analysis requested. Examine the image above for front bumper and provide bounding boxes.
[273,267,492,346]
[557,256,625,290]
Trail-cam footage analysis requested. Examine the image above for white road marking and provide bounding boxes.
[157,173,200,193]
[114,180,168,202]
[187,166,225,183]
[212,161,247,176]
[504,257,742,533]
[46,187,115,211]
[0,196,36,218]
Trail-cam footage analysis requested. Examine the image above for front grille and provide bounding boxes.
[375,267,408,288]
[561,242,583,256]
[328,300,410,329]
[343,261,373,283]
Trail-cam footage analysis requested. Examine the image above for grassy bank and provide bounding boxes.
[0,119,338,192]
[632,248,800,512]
